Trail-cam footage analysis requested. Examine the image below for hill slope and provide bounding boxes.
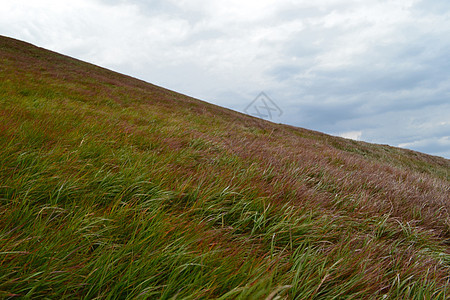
[0,35,449,299]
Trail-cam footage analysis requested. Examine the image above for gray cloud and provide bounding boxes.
[414,0,450,15]
[0,0,449,158]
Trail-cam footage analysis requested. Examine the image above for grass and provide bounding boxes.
[0,35,449,299]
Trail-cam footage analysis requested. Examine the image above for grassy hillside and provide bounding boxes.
[0,35,449,299]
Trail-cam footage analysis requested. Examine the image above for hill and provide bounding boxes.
[0,35,449,299]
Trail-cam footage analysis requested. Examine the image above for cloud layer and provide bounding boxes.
[1,0,449,157]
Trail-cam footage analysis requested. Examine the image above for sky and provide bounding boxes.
[1,0,449,158]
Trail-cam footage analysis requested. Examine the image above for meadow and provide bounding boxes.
[0,35,449,299]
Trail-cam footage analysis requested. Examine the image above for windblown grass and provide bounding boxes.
[0,35,449,299]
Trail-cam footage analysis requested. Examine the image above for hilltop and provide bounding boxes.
[0,35,449,299]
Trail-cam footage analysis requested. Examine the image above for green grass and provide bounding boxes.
[0,35,449,299]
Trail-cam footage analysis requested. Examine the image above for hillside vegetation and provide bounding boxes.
[0,35,449,299]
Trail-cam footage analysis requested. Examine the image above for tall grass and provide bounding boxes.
[0,35,449,299]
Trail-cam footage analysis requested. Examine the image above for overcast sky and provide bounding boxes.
[1,0,449,158]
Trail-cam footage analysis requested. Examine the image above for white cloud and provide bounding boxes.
[339,131,362,141]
